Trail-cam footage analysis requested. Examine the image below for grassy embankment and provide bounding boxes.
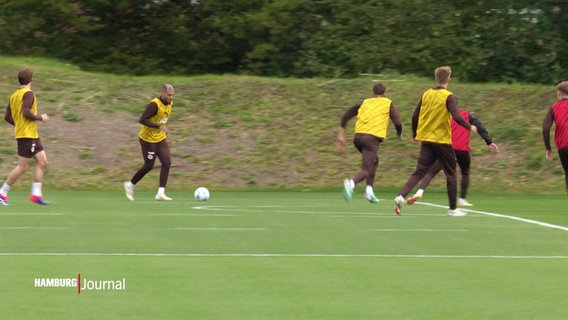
[0,56,562,194]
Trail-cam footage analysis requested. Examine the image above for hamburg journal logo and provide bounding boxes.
[34,274,126,294]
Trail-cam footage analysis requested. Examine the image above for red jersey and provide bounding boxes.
[451,110,470,151]
[552,100,568,149]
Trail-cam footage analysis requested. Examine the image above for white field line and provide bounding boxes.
[172,227,266,231]
[417,201,568,232]
[0,227,67,230]
[370,229,468,232]
[1,202,565,258]
[154,213,238,217]
[330,213,452,218]
[0,212,63,215]
[191,206,348,215]
[191,204,568,232]
[0,252,567,259]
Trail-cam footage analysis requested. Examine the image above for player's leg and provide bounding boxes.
[124,139,157,201]
[558,146,568,193]
[437,145,464,216]
[29,145,49,205]
[407,160,442,205]
[155,139,172,201]
[0,156,31,205]
[455,150,472,206]
[395,142,437,214]
[363,150,380,203]
[343,134,367,201]
[1,139,35,205]
[360,136,380,203]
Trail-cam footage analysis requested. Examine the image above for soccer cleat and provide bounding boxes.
[406,193,422,205]
[365,193,380,203]
[458,198,473,207]
[29,194,49,205]
[343,179,354,202]
[124,181,134,201]
[448,209,467,217]
[155,194,173,201]
[0,194,9,206]
[406,189,424,205]
[394,195,404,215]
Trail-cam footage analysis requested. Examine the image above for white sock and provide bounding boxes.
[415,189,424,197]
[157,187,165,195]
[348,179,354,189]
[32,182,43,197]
[0,183,11,196]
[365,185,373,195]
[127,181,135,189]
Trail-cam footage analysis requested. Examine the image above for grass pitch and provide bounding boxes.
[1,190,567,319]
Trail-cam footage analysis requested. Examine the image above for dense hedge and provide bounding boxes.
[0,0,566,83]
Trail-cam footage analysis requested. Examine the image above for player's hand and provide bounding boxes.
[336,134,346,154]
[545,149,552,161]
[160,125,169,134]
[40,113,49,122]
[489,143,499,153]
[470,125,478,133]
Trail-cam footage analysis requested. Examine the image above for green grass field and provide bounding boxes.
[1,190,567,319]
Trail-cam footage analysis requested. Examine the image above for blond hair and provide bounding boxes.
[435,66,452,85]
[557,81,568,95]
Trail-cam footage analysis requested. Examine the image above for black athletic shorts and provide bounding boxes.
[17,138,44,158]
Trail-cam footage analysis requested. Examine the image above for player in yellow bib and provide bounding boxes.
[124,84,174,201]
[0,69,50,205]
[337,83,402,203]
[393,66,477,216]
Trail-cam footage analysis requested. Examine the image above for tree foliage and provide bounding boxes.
[0,0,565,83]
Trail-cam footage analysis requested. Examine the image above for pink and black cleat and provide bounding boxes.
[0,194,9,206]
[29,194,49,205]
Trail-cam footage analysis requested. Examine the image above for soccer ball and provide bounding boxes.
[194,187,210,201]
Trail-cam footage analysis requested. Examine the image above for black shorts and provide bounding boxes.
[17,138,44,158]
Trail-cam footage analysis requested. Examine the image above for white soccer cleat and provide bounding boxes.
[365,192,380,203]
[394,195,404,215]
[123,182,134,201]
[155,194,173,201]
[343,179,354,202]
[448,209,467,217]
[458,198,473,207]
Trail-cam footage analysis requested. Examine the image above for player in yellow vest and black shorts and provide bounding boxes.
[0,69,50,205]
[338,83,402,203]
[124,84,174,201]
[394,66,477,216]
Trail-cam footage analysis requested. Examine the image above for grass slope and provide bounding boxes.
[0,56,563,193]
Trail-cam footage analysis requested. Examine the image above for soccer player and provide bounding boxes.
[124,84,175,201]
[337,82,402,203]
[405,109,499,206]
[0,69,50,205]
[542,80,568,193]
[393,66,477,216]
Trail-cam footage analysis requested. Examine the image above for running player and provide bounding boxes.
[406,109,499,206]
[338,83,402,203]
[394,66,477,216]
[542,80,568,194]
[0,69,50,205]
[124,84,175,201]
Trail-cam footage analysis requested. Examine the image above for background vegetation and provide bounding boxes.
[0,1,566,83]
[0,56,563,194]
